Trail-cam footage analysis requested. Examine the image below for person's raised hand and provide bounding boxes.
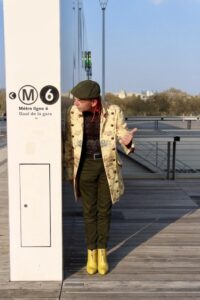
[120,128,137,146]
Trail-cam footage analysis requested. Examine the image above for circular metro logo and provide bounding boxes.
[18,85,38,105]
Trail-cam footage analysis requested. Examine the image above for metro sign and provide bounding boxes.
[18,85,38,105]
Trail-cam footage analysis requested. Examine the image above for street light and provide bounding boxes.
[77,0,82,82]
[99,0,108,100]
[72,1,76,87]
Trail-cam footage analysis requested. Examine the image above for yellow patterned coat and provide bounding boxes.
[65,102,133,204]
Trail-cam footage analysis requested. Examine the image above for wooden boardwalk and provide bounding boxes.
[1,151,200,299]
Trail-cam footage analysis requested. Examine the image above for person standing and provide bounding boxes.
[65,80,137,275]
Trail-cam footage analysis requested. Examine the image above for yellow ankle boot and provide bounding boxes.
[98,249,109,275]
[86,249,98,275]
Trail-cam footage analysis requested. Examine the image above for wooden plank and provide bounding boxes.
[0,282,62,298]
[61,280,200,292]
[0,299,60,300]
[60,294,200,300]
[63,272,200,282]
[0,298,60,300]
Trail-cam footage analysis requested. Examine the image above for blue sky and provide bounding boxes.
[83,0,200,94]
[1,0,200,94]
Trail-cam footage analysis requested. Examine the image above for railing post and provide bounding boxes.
[187,120,192,130]
[172,136,180,180]
[167,141,171,179]
[156,142,158,167]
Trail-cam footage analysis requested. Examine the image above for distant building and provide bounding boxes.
[113,89,154,100]
[140,90,154,100]
[117,89,127,99]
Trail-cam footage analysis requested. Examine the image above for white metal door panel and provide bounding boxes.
[20,164,51,247]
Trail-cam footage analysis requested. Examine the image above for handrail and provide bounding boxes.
[126,116,200,130]
[126,116,200,121]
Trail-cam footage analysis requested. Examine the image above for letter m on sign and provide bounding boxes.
[19,85,38,105]
[22,88,34,101]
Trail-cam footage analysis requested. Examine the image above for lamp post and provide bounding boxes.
[72,1,76,87]
[99,0,108,101]
[77,0,82,83]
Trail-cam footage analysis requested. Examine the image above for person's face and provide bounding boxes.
[74,98,97,112]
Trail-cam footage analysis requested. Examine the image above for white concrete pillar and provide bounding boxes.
[3,0,62,281]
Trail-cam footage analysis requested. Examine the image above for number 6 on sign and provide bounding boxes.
[45,89,54,101]
[40,85,59,105]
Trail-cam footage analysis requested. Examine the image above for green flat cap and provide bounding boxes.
[71,80,101,100]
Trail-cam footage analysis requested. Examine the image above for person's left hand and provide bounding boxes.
[120,128,138,146]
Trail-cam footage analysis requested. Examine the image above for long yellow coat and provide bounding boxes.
[65,102,133,204]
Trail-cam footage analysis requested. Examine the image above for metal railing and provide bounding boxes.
[125,116,200,179]
[128,136,179,179]
[126,116,200,130]
[0,119,7,138]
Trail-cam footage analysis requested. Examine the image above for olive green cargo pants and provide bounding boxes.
[78,158,112,250]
